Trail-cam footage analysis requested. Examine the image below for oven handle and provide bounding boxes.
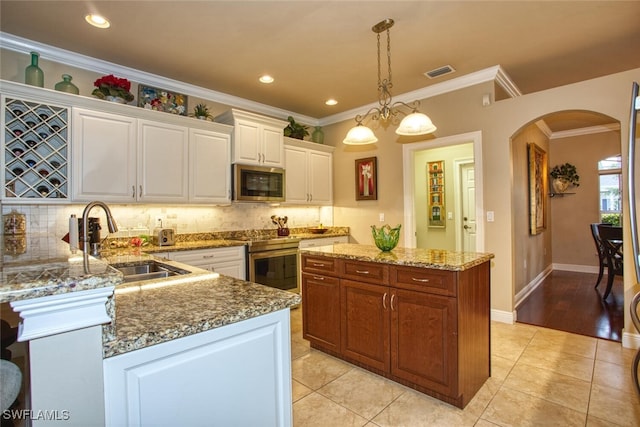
[248,248,299,260]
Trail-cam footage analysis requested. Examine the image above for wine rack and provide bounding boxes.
[3,97,69,200]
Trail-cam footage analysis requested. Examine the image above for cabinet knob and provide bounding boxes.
[355,270,370,274]
[382,292,388,309]
[131,185,135,198]
[312,276,325,281]
[411,277,430,283]
[390,294,396,311]
[139,185,142,198]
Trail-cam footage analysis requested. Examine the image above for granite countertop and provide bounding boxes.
[300,243,494,271]
[0,237,121,303]
[105,274,301,358]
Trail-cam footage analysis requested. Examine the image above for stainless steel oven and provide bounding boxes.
[247,237,300,293]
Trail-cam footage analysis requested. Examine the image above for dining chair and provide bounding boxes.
[590,223,608,288]
[590,223,614,288]
[596,224,623,299]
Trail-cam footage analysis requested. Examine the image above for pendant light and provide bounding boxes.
[343,18,436,145]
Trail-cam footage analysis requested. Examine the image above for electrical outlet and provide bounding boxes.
[379,213,385,222]
[486,211,494,222]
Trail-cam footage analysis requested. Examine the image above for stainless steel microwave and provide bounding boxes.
[233,164,286,202]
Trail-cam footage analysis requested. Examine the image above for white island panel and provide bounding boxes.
[104,309,292,427]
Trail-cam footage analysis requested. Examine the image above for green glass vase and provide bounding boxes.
[54,74,79,94]
[311,126,324,144]
[25,51,44,87]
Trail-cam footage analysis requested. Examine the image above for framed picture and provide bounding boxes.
[528,143,548,235]
[427,160,445,227]
[355,157,377,200]
[138,84,188,116]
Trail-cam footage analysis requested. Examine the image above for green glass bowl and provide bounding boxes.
[371,224,401,251]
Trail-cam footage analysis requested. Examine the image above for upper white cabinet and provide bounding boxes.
[72,108,137,202]
[72,107,232,204]
[284,137,333,205]
[189,128,231,204]
[137,119,189,203]
[215,109,287,167]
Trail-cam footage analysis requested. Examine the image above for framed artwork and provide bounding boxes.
[427,160,445,227]
[528,143,548,235]
[355,157,377,200]
[138,84,188,116]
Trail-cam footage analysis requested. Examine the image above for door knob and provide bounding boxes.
[464,225,470,229]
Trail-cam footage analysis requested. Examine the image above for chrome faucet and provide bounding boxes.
[81,201,118,257]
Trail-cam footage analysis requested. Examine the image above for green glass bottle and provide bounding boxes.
[54,74,79,94]
[311,126,324,144]
[25,51,44,87]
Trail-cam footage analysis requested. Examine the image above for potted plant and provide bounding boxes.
[283,116,309,140]
[550,162,580,193]
[191,103,212,120]
[91,74,134,103]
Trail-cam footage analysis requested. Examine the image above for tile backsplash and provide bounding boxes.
[2,203,334,238]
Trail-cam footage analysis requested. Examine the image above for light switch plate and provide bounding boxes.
[487,211,495,222]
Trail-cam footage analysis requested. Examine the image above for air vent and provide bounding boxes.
[424,65,456,79]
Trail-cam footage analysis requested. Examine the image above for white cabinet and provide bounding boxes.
[104,309,293,427]
[299,235,349,249]
[73,108,232,204]
[72,108,137,202]
[215,109,287,167]
[168,246,246,280]
[188,128,231,204]
[284,138,333,205]
[138,119,189,203]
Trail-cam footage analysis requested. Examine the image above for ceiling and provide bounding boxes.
[1,1,639,131]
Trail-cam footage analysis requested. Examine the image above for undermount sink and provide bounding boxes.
[112,261,191,283]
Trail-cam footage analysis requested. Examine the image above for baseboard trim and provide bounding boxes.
[553,263,599,274]
[622,330,640,350]
[491,309,515,324]
[514,265,553,308]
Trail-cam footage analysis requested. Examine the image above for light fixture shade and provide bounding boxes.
[343,125,378,145]
[396,112,437,136]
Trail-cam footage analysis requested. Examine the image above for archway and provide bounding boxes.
[510,110,623,340]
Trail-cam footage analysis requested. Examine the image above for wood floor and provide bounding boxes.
[516,270,624,342]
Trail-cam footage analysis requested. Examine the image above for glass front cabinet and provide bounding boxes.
[2,96,70,201]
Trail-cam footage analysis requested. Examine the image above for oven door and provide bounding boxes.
[249,248,299,292]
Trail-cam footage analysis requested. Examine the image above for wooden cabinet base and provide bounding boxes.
[302,254,491,409]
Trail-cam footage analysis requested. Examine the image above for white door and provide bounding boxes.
[189,128,231,203]
[72,108,137,202]
[461,163,476,252]
[138,120,189,202]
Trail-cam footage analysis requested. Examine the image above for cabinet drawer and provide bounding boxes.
[391,266,456,297]
[342,260,388,285]
[301,255,339,275]
[170,246,245,264]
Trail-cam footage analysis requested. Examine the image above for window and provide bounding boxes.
[598,155,622,225]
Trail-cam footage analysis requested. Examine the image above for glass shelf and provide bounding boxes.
[3,98,69,200]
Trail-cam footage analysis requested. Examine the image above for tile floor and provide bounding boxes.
[289,307,640,426]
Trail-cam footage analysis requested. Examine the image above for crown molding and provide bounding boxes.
[550,123,621,139]
[1,32,521,128]
[319,65,521,126]
[0,32,318,125]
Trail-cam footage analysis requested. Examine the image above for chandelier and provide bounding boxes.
[343,18,436,145]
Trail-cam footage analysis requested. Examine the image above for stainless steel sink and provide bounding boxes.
[112,261,191,283]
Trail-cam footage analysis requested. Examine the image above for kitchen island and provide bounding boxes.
[299,243,493,409]
[1,237,300,427]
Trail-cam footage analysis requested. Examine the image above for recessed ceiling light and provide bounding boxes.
[85,14,110,29]
[325,99,338,106]
[259,75,274,84]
